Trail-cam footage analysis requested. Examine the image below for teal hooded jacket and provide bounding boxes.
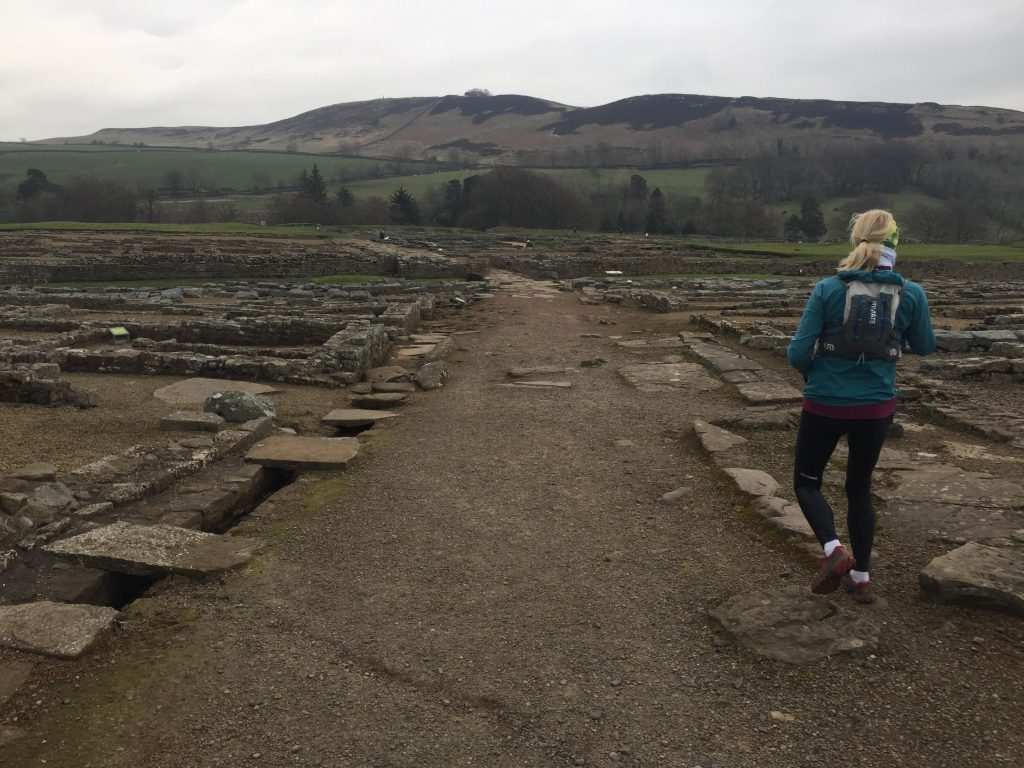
[786,270,936,406]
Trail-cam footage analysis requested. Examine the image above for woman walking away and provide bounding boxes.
[786,210,935,604]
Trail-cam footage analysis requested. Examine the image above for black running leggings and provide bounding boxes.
[793,411,891,571]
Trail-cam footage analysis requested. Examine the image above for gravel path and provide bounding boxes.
[3,277,1023,767]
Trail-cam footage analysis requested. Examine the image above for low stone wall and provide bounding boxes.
[0,232,485,285]
[0,365,95,407]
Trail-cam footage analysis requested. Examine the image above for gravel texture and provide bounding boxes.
[2,277,1023,767]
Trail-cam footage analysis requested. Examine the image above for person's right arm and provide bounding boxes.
[905,284,936,355]
[787,282,825,374]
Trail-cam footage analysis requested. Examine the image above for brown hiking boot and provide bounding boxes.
[846,578,877,605]
[811,546,855,594]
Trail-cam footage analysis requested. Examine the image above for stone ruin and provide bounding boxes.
[1,228,1022,695]
[0,231,491,667]
[575,267,1024,623]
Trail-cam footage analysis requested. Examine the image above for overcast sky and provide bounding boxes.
[2,0,1022,140]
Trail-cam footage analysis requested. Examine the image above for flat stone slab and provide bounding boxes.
[501,380,574,389]
[618,363,723,394]
[12,463,58,482]
[395,344,436,358]
[724,467,780,498]
[246,435,360,471]
[880,465,1024,510]
[751,496,815,539]
[694,420,747,454]
[322,409,400,428]
[160,411,226,433]
[689,343,764,373]
[710,586,880,663]
[617,337,686,351]
[366,366,410,384]
[154,378,280,406]
[716,408,799,431]
[350,392,408,409]
[45,522,260,578]
[736,381,804,405]
[507,366,575,379]
[0,602,119,659]
[920,542,1024,614]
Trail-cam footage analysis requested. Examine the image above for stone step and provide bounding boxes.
[0,601,119,659]
[321,409,400,428]
[45,522,260,578]
[245,435,360,471]
[350,393,408,409]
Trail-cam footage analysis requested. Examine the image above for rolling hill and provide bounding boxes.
[39,93,1024,164]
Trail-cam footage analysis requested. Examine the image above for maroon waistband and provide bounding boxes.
[802,398,897,420]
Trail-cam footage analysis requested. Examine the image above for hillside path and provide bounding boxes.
[5,272,1024,768]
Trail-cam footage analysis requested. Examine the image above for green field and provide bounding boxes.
[0,142,444,193]
[343,166,711,201]
[0,221,335,237]
[685,240,1024,262]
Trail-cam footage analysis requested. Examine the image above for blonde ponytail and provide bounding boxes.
[838,209,897,272]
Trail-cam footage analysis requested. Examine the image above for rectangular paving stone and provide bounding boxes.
[501,380,575,389]
[618,363,723,394]
[245,435,360,471]
[45,522,260,578]
[154,378,280,406]
[322,409,400,428]
[350,393,408,409]
[0,602,119,659]
[160,411,226,433]
[736,381,803,405]
[920,543,1024,615]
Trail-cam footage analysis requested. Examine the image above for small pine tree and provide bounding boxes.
[646,188,668,234]
[799,196,827,241]
[389,187,421,225]
[337,187,354,208]
[307,164,327,204]
[783,213,805,241]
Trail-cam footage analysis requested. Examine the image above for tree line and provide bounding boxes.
[6,142,1023,241]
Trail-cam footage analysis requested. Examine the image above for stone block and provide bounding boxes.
[0,601,119,659]
[351,392,408,409]
[322,409,399,428]
[160,411,226,433]
[245,435,360,471]
[11,463,57,482]
[724,468,780,498]
[920,542,1024,614]
[46,522,260,578]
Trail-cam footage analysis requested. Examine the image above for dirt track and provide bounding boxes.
[3,276,1023,767]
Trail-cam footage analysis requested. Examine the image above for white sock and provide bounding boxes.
[823,539,842,557]
[850,570,870,584]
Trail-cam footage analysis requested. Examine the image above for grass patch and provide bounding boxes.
[683,240,1024,263]
[0,221,335,237]
[310,273,397,285]
[47,278,223,288]
[0,143,443,193]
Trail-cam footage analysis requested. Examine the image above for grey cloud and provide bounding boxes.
[1,0,1022,140]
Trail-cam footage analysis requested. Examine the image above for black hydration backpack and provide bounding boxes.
[817,274,904,362]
